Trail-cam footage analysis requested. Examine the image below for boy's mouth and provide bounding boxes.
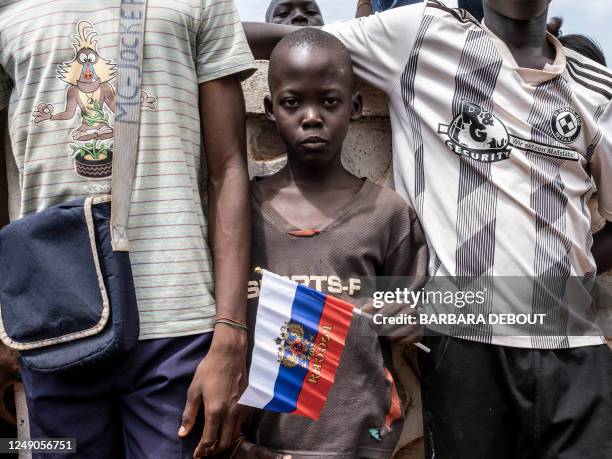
[299,136,329,149]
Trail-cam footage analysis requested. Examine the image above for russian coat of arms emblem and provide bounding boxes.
[274,321,316,369]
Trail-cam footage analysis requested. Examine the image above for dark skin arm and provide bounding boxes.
[243,22,299,60]
[0,108,20,425]
[356,0,373,18]
[593,221,612,274]
[178,76,251,457]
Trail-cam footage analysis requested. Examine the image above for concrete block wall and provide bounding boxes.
[243,62,393,186]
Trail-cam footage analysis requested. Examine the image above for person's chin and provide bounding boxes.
[294,148,335,167]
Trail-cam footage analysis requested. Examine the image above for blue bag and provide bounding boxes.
[0,198,139,372]
[0,0,148,373]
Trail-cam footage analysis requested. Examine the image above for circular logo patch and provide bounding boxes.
[551,107,582,144]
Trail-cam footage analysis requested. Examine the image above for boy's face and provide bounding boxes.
[266,46,361,168]
[267,0,324,27]
[484,0,550,20]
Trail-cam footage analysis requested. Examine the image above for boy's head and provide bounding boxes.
[265,0,324,27]
[484,0,551,20]
[265,29,362,168]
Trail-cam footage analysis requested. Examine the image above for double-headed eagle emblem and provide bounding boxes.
[274,321,316,369]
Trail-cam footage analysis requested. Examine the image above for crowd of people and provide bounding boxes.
[0,1,611,458]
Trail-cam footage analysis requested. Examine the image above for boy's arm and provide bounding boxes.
[180,1,256,454]
[246,5,425,94]
[356,0,373,17]
[179,76,251,457]
[590,101,612,274]
[243,22,299,60]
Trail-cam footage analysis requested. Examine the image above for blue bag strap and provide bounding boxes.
[111,0,148,252]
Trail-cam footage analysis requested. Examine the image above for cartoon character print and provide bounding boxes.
[32,21,155,180]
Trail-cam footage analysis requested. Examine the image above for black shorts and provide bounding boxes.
[419,335,612,459]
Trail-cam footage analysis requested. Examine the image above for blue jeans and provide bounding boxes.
[21,333,213,459]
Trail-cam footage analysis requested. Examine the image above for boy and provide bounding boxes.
[239,28,428,458]
[244,0,612,457]
[266,0,324,27]
[0,1,255,457]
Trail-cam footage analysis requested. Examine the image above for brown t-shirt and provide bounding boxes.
[247,178,429,459]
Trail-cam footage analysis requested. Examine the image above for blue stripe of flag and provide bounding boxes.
[264,284,326,413]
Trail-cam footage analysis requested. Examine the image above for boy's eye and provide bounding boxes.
[306,10,319,16]
[276,10,289,18]
[282,98,300,108]
[323,97,341,107]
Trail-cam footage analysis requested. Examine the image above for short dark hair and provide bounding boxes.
[548,17,607,66]
[269,28,355,90]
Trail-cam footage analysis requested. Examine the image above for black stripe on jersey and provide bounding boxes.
[527,77,573,349]
[426,0,481,26]
[586,106,605,161]
[400,15,434,216]
[567,61,612,92]
[566,56,612,82]
[566,58,612,93]
[451,29,503,342]
[566,64,612,101]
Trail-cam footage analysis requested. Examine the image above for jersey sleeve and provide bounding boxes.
[196,0,257,84]
[590,101,612,222]
[0,66,12,111]
[322,3,426,94]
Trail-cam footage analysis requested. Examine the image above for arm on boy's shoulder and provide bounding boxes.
[244,2,426,94]
[321,2,427,94]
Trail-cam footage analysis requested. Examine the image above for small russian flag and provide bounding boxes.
[239,269,355,420]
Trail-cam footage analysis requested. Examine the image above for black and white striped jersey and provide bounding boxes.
[324,1,612,348]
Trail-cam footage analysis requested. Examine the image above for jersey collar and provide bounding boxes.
[482,23,566,85]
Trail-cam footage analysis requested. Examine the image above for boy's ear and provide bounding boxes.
[264,95,276,123]
[350,92,363,122]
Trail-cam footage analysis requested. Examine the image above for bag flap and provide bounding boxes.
[0,196,111,350]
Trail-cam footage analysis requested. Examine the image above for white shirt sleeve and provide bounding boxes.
[591,101,612,222]
[322,3,427,95]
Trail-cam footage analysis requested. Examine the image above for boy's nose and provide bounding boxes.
[291,12,309,26]
[301,109,323,129]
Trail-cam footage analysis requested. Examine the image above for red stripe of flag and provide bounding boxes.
[293,294,354,420]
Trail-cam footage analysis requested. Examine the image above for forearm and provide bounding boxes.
[0,108,9,228]
[243,22,301,60]
[356,0,373,17]
[200,77,251,331]
[593,221,612,274]
[207,166,251,325]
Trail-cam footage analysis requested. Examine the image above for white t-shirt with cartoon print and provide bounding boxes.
[0,0,256,340]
